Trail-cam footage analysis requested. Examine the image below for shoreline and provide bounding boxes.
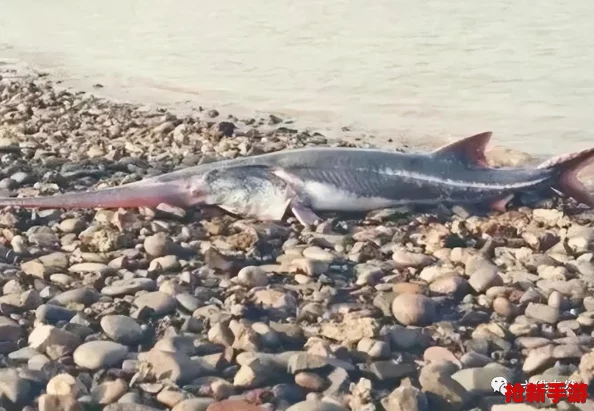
[0,66,593,411]
[0,57,551,164]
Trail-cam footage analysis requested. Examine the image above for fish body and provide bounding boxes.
[0,132,593,225]
[249,147,554,211]
[183,131,594,222]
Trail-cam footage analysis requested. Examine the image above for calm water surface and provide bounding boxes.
[1,0,594,156]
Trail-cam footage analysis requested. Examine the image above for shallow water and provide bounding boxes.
[1,0,594,156]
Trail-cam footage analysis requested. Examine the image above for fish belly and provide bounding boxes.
[303,181,397,212]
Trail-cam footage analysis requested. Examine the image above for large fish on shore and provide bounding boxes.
[0,132,593,225]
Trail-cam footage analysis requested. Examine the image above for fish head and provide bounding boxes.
[192,166,293,220]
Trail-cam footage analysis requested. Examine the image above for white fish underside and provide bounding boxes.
[303,181,397,211]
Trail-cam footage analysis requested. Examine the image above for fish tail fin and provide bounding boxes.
[0,182,196,210]
[537,147,594,207]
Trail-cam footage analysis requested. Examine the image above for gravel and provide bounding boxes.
[0,70,593,410]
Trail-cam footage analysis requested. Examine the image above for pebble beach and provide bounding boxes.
[0,69,593,411]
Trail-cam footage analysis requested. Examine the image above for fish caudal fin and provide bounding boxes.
[537,147,594,207]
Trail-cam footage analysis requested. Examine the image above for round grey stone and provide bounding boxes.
[73,341,128,370]
[100,315,144,345]
[0,316,22,342]
[134,291,176,315]
[101,278,156,297]
[0,368,32,404]
[48,287,100,306]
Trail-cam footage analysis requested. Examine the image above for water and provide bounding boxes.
[1,0,594,156]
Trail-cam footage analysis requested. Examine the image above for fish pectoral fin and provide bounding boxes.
[433,132,492,168]
[269,168,322,225]
[260,199,292,221]
[217,204,244,217]
[218,198,292,222]
[291,203,322,227]
[254,198,292,221]
[489,194,514,212]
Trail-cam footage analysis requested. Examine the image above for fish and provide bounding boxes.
[0,131,593,225]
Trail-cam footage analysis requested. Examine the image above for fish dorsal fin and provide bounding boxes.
[433,132,492,168]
